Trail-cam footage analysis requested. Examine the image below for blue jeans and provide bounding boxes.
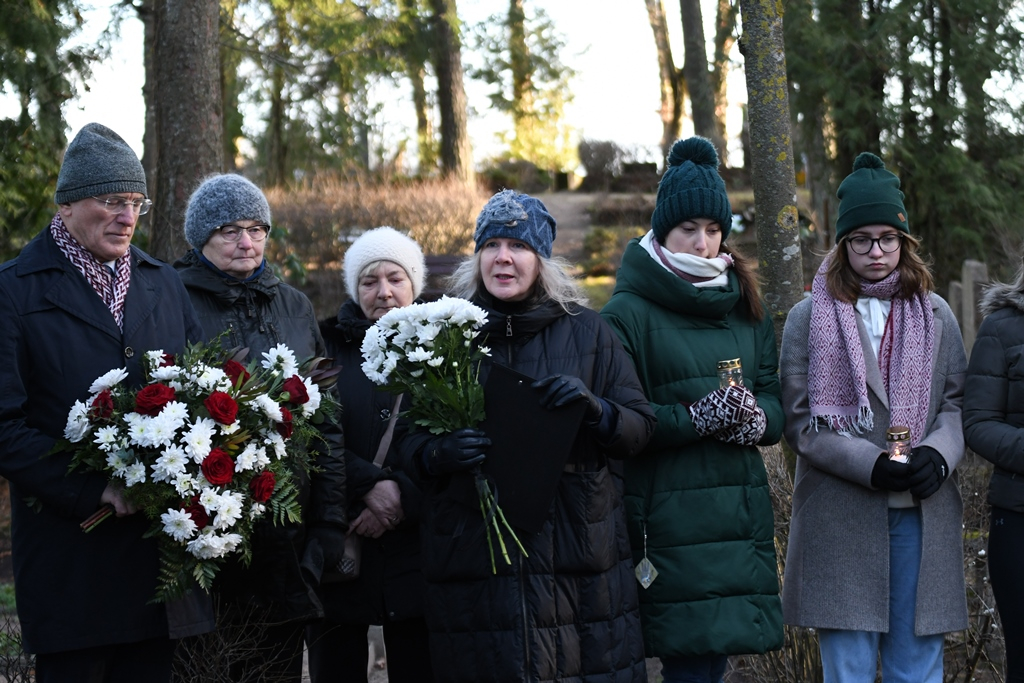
[818,508,943,683]
[660,654,728,683]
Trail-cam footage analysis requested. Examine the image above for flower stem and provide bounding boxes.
[81,504,114,532]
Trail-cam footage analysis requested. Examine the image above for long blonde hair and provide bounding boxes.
[448,251,589,313]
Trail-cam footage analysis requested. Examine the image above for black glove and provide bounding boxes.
[906,446,949,500]
[870,453,913,492]
[532,374,603,422]
[306,524,347,571]
[425,428,490,474]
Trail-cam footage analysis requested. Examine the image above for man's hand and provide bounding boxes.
[100,482,137,516]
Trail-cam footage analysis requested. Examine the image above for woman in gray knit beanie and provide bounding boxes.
[174,174,348,683]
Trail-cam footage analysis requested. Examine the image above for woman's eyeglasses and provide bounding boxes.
[846,234,903,255]
[217,225,270,242]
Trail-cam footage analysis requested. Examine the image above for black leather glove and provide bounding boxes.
[424,428,490,474]
[870,453,913,492]
[306,524,347,571]
[532,374,603,422]
[906,446,949,500]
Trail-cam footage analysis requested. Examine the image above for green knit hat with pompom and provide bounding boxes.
[835,152,909,240]
[651,136,732,242]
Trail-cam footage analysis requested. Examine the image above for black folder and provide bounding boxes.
[471,363,587,533]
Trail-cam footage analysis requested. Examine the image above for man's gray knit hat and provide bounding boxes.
[343,226,427,300]
[473,189,556,258]
[54,123,147,204]
[184,174,272,249]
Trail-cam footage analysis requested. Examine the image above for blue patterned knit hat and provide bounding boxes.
[474,190,556,258]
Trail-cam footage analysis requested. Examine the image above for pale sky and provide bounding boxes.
[52,0,744,170]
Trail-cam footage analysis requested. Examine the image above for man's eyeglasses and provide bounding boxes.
[846,234,903,255]
[217,224,270,243]
[92,196,153,216]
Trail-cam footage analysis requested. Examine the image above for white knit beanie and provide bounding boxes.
[343,227,427,300]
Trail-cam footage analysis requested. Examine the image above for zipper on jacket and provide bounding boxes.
[506,314,513,337]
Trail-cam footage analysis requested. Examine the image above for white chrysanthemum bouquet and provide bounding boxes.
[361,296,526,571]
[57,341,338,602]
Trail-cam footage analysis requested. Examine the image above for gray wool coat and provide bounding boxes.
[779,293,968,636]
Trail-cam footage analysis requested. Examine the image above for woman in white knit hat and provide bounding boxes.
[307,226,434,683]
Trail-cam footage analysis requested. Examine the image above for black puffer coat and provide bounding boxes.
[175,250,347,623]
[317,298,427,624]
[401,294,655,683]
[964,282,1024,512]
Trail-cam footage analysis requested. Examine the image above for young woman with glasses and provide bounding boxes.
[779,153,968,683]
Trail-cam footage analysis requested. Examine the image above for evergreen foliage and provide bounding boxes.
[0,0,96,259]
[785,0,1024,287]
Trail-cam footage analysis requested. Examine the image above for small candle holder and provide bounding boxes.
[717,358,743,389]
[886,426,911,463]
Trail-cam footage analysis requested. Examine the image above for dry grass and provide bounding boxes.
[264,177,488,271]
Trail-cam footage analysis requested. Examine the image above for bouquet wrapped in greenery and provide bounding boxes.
[57,340,338,601]
[360,296,526,571]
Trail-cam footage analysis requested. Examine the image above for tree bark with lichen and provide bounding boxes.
[738,0,803,343]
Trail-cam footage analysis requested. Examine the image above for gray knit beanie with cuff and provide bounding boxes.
[54,123,147,204]
[184,174,272,249]
[651,136,732,242]
[343,226,427,300]
[473,190,556,258]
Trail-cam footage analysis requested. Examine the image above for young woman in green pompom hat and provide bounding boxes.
[779,152,968,682]
[601,136,784,683]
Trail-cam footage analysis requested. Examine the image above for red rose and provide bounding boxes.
[201,448,234,486]
[89,389,114,420]
[282,376,309,405]
[204,391,238,425]
[276,406,294,439]
[160,353,176,367]
[135,383,176,416]
[224,360,251,387]
[185,497,209,529]
[249,471,276,503]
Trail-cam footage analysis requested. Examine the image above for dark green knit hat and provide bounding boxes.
[55,123,147,204]
[651,137,732,242]
[835,152,909,240]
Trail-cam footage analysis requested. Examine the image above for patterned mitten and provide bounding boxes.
[716,406,767,446]
[686,385,758,437]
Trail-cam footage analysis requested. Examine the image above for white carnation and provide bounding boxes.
[161,508,198,543]
[88,367,129,394]
[64,400,92,443]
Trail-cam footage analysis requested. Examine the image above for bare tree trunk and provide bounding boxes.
[711,0,738,165]
[509,0,534,128]
[150,0,223,263]
[136,0,158,238]
[398,0,436,174]
[738,0,802,342]
[644,0,682,165]
[430,0,474,185]
[680,0,726,155]
[264,6,289,187]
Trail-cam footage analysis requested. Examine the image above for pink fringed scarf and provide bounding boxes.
[807,256,933,444]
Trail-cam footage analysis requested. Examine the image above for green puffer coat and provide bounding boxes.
[600,238,784,658]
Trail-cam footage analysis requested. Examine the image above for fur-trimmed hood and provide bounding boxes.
[979,281,1024,317]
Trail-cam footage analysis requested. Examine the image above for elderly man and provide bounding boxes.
[0,123,212,682]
